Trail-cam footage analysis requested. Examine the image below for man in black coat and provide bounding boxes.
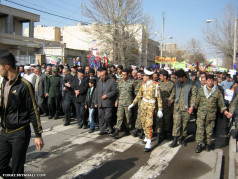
[62,68,75,126]
[71,69,89,128]
[94,67,118,135]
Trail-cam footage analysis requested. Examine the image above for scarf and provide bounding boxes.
[203,85,217,99]
[175,78,193,109]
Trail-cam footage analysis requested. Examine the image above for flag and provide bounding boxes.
[196,60,199,71]
[104,51,109,67]
[204,61,213,70]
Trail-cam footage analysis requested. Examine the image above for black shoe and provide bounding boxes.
[98,131,107,135]
[144,148,152,152]
[139,130,144,139]
[83,125,88,129]
[78,126,83,129]
[108,128,114,134]
[181,139,187,147]
[157,133,164,144]
[54,115,59,120]
[132,129,139,137]
[169,137,178,148]
[195,144,203,153]
[124,129,130,136]
[205,144,211,152]
[42,113,48,117]
[89,129,94,133]
[48,116,53,119]
[110,129,119,139]
[64,122,70,126]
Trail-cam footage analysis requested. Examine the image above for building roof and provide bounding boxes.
[0,4,40,22]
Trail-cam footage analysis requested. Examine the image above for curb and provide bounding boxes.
[229,125,237,179]
[214,149,223,179]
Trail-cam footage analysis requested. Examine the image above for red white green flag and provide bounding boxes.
[104,51,109,67]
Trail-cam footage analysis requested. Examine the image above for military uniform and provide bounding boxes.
[132,81,163,139]
[230,95,238,115]
[134,80,143,130]
[195,85,226,146]
[169,79,196,138]
[115,79,135,130]
[46,74,62,119]
[157,81,175,135]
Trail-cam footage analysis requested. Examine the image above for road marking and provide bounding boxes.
[131,141,181,179]
[42,124,77,137]
[58,135,140,179]
[104,135,140,152]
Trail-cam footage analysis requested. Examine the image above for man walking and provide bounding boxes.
[110,69,135,139]
[71,69,89,128]
[169,69,196,148]
[94,67,118,135]
[0,53,44,177]
[129,68,163,152]
[195,75,228,152]
[46,66,62,119]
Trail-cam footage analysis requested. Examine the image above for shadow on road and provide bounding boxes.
[78,158,138,179]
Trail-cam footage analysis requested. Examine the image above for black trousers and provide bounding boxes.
[0,125,31,178]
[74,102,86,127]
[98,107,113,132]
[64,94,75,123]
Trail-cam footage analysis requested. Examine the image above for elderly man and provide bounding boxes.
[132,69,138,80]
[71,69,89,128]
[32,67,42,110]
[94,67,118,135]
[23,65,36,84]
[38,66,52,116]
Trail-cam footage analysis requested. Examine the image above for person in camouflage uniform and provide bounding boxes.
[168,69,196,148]
[227,95,238,118]
[110,69,135,139]
[129,68,163,152]
[156,70,175,143]
[132,71,144,138]
[45,66,62,119]
[195,75,228,153]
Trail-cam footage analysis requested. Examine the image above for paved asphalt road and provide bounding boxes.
[23,114,229,179]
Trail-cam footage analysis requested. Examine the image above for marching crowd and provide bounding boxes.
[0,52,238,177]
[14,57,238,153]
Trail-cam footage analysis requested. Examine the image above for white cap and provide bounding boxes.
[144,68,154,76]
[24,66,31,70]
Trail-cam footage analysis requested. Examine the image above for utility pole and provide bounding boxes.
[233,18,237,69]
[161,12,165,58]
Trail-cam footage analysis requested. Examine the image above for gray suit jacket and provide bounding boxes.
[94,78,118,108]
[38,73,48,97]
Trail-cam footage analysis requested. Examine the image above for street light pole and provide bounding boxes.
[233,18,237,69]
[161,13,165,57]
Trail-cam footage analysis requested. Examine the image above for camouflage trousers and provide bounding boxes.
[156,105,173,134]
[172,109,190,137]
[196,115,215,145]
[141,101,155,139]
[134,102,142,130]
[115,106,132,130]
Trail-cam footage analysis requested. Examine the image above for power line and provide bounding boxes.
[18,0,75,19]
[4,0,88,23]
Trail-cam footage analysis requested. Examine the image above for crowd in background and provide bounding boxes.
[14,62,238,152]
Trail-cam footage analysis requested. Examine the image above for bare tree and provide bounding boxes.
[203,3,237,68]
[82,0,148,66]
[185,38,206,64]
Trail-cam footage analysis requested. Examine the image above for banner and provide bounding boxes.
[155,56,176,63]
